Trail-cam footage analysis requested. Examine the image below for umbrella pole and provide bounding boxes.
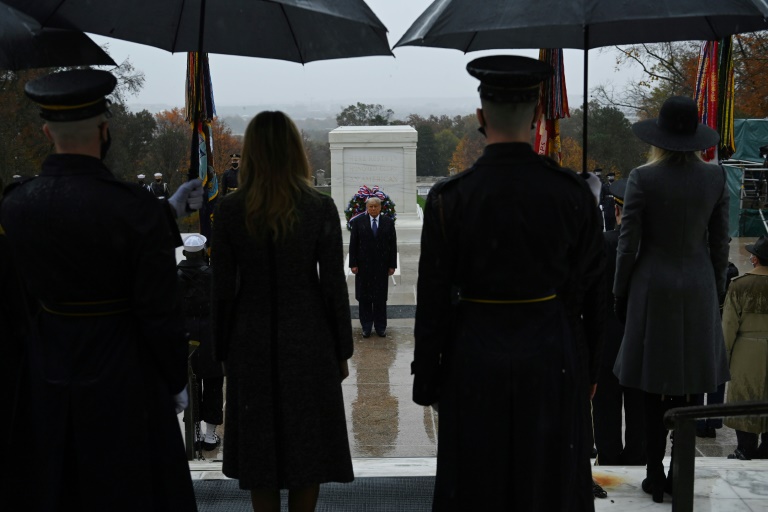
[582,26,589,174]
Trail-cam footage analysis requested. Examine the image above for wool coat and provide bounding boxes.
[0,154,195,511]
[414,143,602,511]
[348,213,397,303]
[211,189,354,490]
[723,266,768,433]
[613,159,730,396]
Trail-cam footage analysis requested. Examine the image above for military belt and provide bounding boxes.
[40,298,132,317]
[459,293,557,304]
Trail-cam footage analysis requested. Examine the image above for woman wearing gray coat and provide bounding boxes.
[613,96,730,503]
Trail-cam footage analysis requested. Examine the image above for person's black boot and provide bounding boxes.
[641,466,665,503]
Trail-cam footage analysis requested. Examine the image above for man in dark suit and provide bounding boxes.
[349,196,397,338]
[592,178,646,466]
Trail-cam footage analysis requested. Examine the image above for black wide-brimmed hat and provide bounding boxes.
[25,69,116,122]
[467,55,552,103]
[631,96,719,152]
[746,236,768,260]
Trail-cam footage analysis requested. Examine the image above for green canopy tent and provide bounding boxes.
[723,118,768,236]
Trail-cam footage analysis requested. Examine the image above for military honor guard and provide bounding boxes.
[221,152,241,196]
[0,69,202,511]
[150,171,171,198]
[413,55,603,511]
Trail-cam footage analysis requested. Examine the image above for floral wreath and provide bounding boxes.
[345,185,397,230]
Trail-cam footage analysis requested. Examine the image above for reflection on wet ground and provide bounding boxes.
[186,237,759,462]
[344,320,437,458]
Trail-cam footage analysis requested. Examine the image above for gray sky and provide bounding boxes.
[89,0,642,111]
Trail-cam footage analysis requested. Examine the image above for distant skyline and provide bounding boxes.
[90,0,644,115]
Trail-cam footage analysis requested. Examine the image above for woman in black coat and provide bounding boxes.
[212,111,354,512]
[613,96,730,503]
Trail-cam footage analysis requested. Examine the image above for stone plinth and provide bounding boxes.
[329,126,418,215]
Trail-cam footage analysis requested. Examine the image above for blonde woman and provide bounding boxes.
[613,96,730,503]
[212,111,353,512]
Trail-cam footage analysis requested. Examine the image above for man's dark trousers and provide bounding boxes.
[359,299,387,335]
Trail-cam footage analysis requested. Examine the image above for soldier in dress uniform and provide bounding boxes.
[150,171,171,199]
[592,178,646,466]
[413,55,604,511]
[136,173,148,191]
[0,69,203,511]
[221,152,241,196]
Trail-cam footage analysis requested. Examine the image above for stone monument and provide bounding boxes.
[329,126,418,216]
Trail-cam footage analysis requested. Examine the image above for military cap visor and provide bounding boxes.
[610,179,628,206]
[467,55,552,103]
[25,69,116,122]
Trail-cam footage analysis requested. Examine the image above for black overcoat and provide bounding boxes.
[348,213,397,302]
[177,260,223,379]
[413,143,602,512]
[0,154,196,512]
[211,188,354,489]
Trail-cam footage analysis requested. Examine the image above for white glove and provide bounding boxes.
[173,386,189,414]
[168,178,204,218]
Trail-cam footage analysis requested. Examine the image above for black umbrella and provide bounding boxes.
[395,0,768,171]
[5,0,392,63]
[0,2,115,71]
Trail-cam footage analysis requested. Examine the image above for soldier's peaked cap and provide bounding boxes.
[610,179,628,206]
[467,55,552,103]
[25,69,116,122]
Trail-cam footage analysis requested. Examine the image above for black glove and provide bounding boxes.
[614,296,628,325]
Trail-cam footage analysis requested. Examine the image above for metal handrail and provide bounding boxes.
[663,400,768,511]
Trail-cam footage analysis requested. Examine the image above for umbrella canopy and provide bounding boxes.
[5,0,392,63]
[0,2,115,71]
[397,0,768,51]
[395,0,768,171]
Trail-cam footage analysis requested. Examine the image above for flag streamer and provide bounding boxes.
[185,52,219,241]
[535,49,569,165]
[695,38,735,161]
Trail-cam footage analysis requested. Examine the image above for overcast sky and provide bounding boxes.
[89,0,643,111]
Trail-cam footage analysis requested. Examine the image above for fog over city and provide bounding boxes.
[89,0,643,122]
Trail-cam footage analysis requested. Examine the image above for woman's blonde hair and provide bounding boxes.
[644,145,704,166]
[238,111,312,241]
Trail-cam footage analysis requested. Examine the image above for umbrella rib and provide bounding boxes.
[279,4,306,65]
[171,0,188,53]
[463,32,478,53]
[42,0,67,28]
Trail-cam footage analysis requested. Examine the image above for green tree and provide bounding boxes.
[560,101,647,176]
[434,129,460,176]
[336,102,394,126]
[105,104,157,180]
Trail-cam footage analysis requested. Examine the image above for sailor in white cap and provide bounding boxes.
[150,172,170,199]
[136,173,148,190]
[177,233,224,452]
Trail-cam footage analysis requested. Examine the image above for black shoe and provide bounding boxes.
[362,331,371,338]
[376,329,386,337]
[727,448,752,460]
[707,426,717,438]
[201,432,221,451]
[642,469,665,503]
[592,480,607,499]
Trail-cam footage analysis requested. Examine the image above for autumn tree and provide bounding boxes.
[448,130,485,174]
[336,102,394,126]
[210,118,241,176]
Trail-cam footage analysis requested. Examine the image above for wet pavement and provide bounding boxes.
[183,233,761,462]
